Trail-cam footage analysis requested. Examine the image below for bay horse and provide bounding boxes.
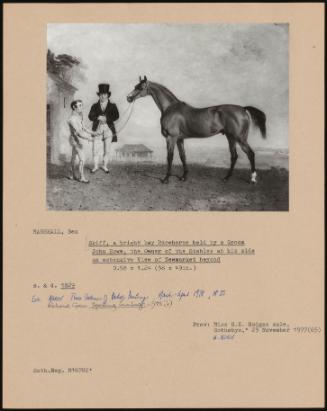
[127,76,266,184]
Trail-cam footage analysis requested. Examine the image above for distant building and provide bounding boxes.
[47,72,77,164]
[115,144,153,160]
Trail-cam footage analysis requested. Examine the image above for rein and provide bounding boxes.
[115,100,135,134]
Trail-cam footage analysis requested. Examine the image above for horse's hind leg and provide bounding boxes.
[237,119,257,183]
[223,135,238,182]
[162,135,177,184]
[239,141,257,183]
[177,139,188,181]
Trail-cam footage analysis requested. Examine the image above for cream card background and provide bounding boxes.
[3,3,324,408]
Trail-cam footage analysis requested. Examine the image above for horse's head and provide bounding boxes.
[127,76,148,102]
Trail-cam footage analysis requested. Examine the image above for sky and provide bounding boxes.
[48,23,288,159]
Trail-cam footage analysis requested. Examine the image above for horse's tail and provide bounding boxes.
[244,106,266,139]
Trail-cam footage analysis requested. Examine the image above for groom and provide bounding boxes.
[88,83,119,173]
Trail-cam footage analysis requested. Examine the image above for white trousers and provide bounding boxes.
[92,123,112,169]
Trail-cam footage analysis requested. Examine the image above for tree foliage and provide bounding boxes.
[47,49,87,84]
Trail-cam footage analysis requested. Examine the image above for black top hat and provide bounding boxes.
[97,83,111,96]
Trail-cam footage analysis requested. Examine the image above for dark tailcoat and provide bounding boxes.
[88,101,119,142]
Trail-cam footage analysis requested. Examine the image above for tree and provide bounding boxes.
[47,49,87,84]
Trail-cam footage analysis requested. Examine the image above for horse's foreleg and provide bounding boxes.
[239,141,256,183]
[177,139,188,181]
[223,135,238,182]
[161,136,176,184]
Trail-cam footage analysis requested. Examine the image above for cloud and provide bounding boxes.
[48,23,288,152]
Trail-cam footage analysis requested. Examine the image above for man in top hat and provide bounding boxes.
[88,83,120,173]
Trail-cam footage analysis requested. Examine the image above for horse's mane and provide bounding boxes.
[149,82,180,103]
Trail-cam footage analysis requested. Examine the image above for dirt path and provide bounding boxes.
[47,162,289,211]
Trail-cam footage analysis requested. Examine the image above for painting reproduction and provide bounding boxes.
[47,23,289,211]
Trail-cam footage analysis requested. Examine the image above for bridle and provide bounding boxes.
[113,81,149,135]
[143,81,150,96]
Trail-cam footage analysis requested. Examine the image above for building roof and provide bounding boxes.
[116,144,153,153]
[48,72,78,93]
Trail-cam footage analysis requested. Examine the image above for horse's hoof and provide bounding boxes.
[179,176,187,182]
[161,178,169,184]
[222,177,229,183]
